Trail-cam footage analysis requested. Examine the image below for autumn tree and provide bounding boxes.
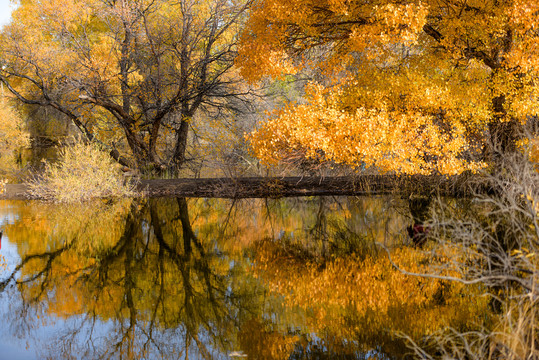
[238,0,539,175]
[0,0,252,171]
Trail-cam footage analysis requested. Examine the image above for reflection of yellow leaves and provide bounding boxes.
[2,195,486,357]
[6,198,133,256]
[252,240,489,348]
[238,319,298,360]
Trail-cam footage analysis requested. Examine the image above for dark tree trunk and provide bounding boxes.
[173,119,190,170]
[123,127,147,169]
[486,94,521,167]
[148,119,161,164]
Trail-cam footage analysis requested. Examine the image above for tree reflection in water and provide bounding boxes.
[0,197,490,359]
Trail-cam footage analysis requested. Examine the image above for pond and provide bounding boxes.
[0,196,489,359]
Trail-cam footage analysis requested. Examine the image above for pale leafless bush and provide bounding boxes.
[27,142,137,202]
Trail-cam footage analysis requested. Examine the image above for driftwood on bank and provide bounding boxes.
[0,174,488,200]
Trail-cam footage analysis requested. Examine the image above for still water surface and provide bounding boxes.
[0,197,484,359]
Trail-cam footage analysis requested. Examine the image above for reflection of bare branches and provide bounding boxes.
[217,198,238,240]
[3,195,419,359]
[0,246,68,299]
[148,198,235,358]
[176,197,231,354]
[143,233,166,356]
[380,153,539,359]
[376,242,527,288]
[3,197,254,359]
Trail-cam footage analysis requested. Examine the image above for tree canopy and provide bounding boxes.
[0,0,252,170]
[238,0,539,174]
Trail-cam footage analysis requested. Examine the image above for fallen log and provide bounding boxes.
[136,174,486,198]
[0,174,488,200]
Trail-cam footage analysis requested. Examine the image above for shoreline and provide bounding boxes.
[0,175,483,200]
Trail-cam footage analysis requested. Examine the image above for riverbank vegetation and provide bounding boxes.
[27,141,137,202]
[2,1,538,179]
[400,152,539,359]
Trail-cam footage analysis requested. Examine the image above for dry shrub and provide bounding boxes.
[28,142,137,202]
[402,152,539,359]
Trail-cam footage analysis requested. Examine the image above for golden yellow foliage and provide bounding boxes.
[0,98,30,151]
[239,0,539,174]
[0,97,30,184]
[251,240,490,352]
[249,83,479,174]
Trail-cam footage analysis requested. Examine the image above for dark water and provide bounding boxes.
[0,197,486,359]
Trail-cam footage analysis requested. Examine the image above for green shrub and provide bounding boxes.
[28,142,137,202]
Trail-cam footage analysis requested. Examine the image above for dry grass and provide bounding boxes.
[400,152,539,359]
[27,142,137,202]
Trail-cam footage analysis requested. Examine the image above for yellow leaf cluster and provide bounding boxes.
[0,98,30,151]
[239,0,539,174]
[252,240,489,349]
[249,82,482,174]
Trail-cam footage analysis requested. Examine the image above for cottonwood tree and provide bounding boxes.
[238,0,539,175]
[0,0,253,171]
